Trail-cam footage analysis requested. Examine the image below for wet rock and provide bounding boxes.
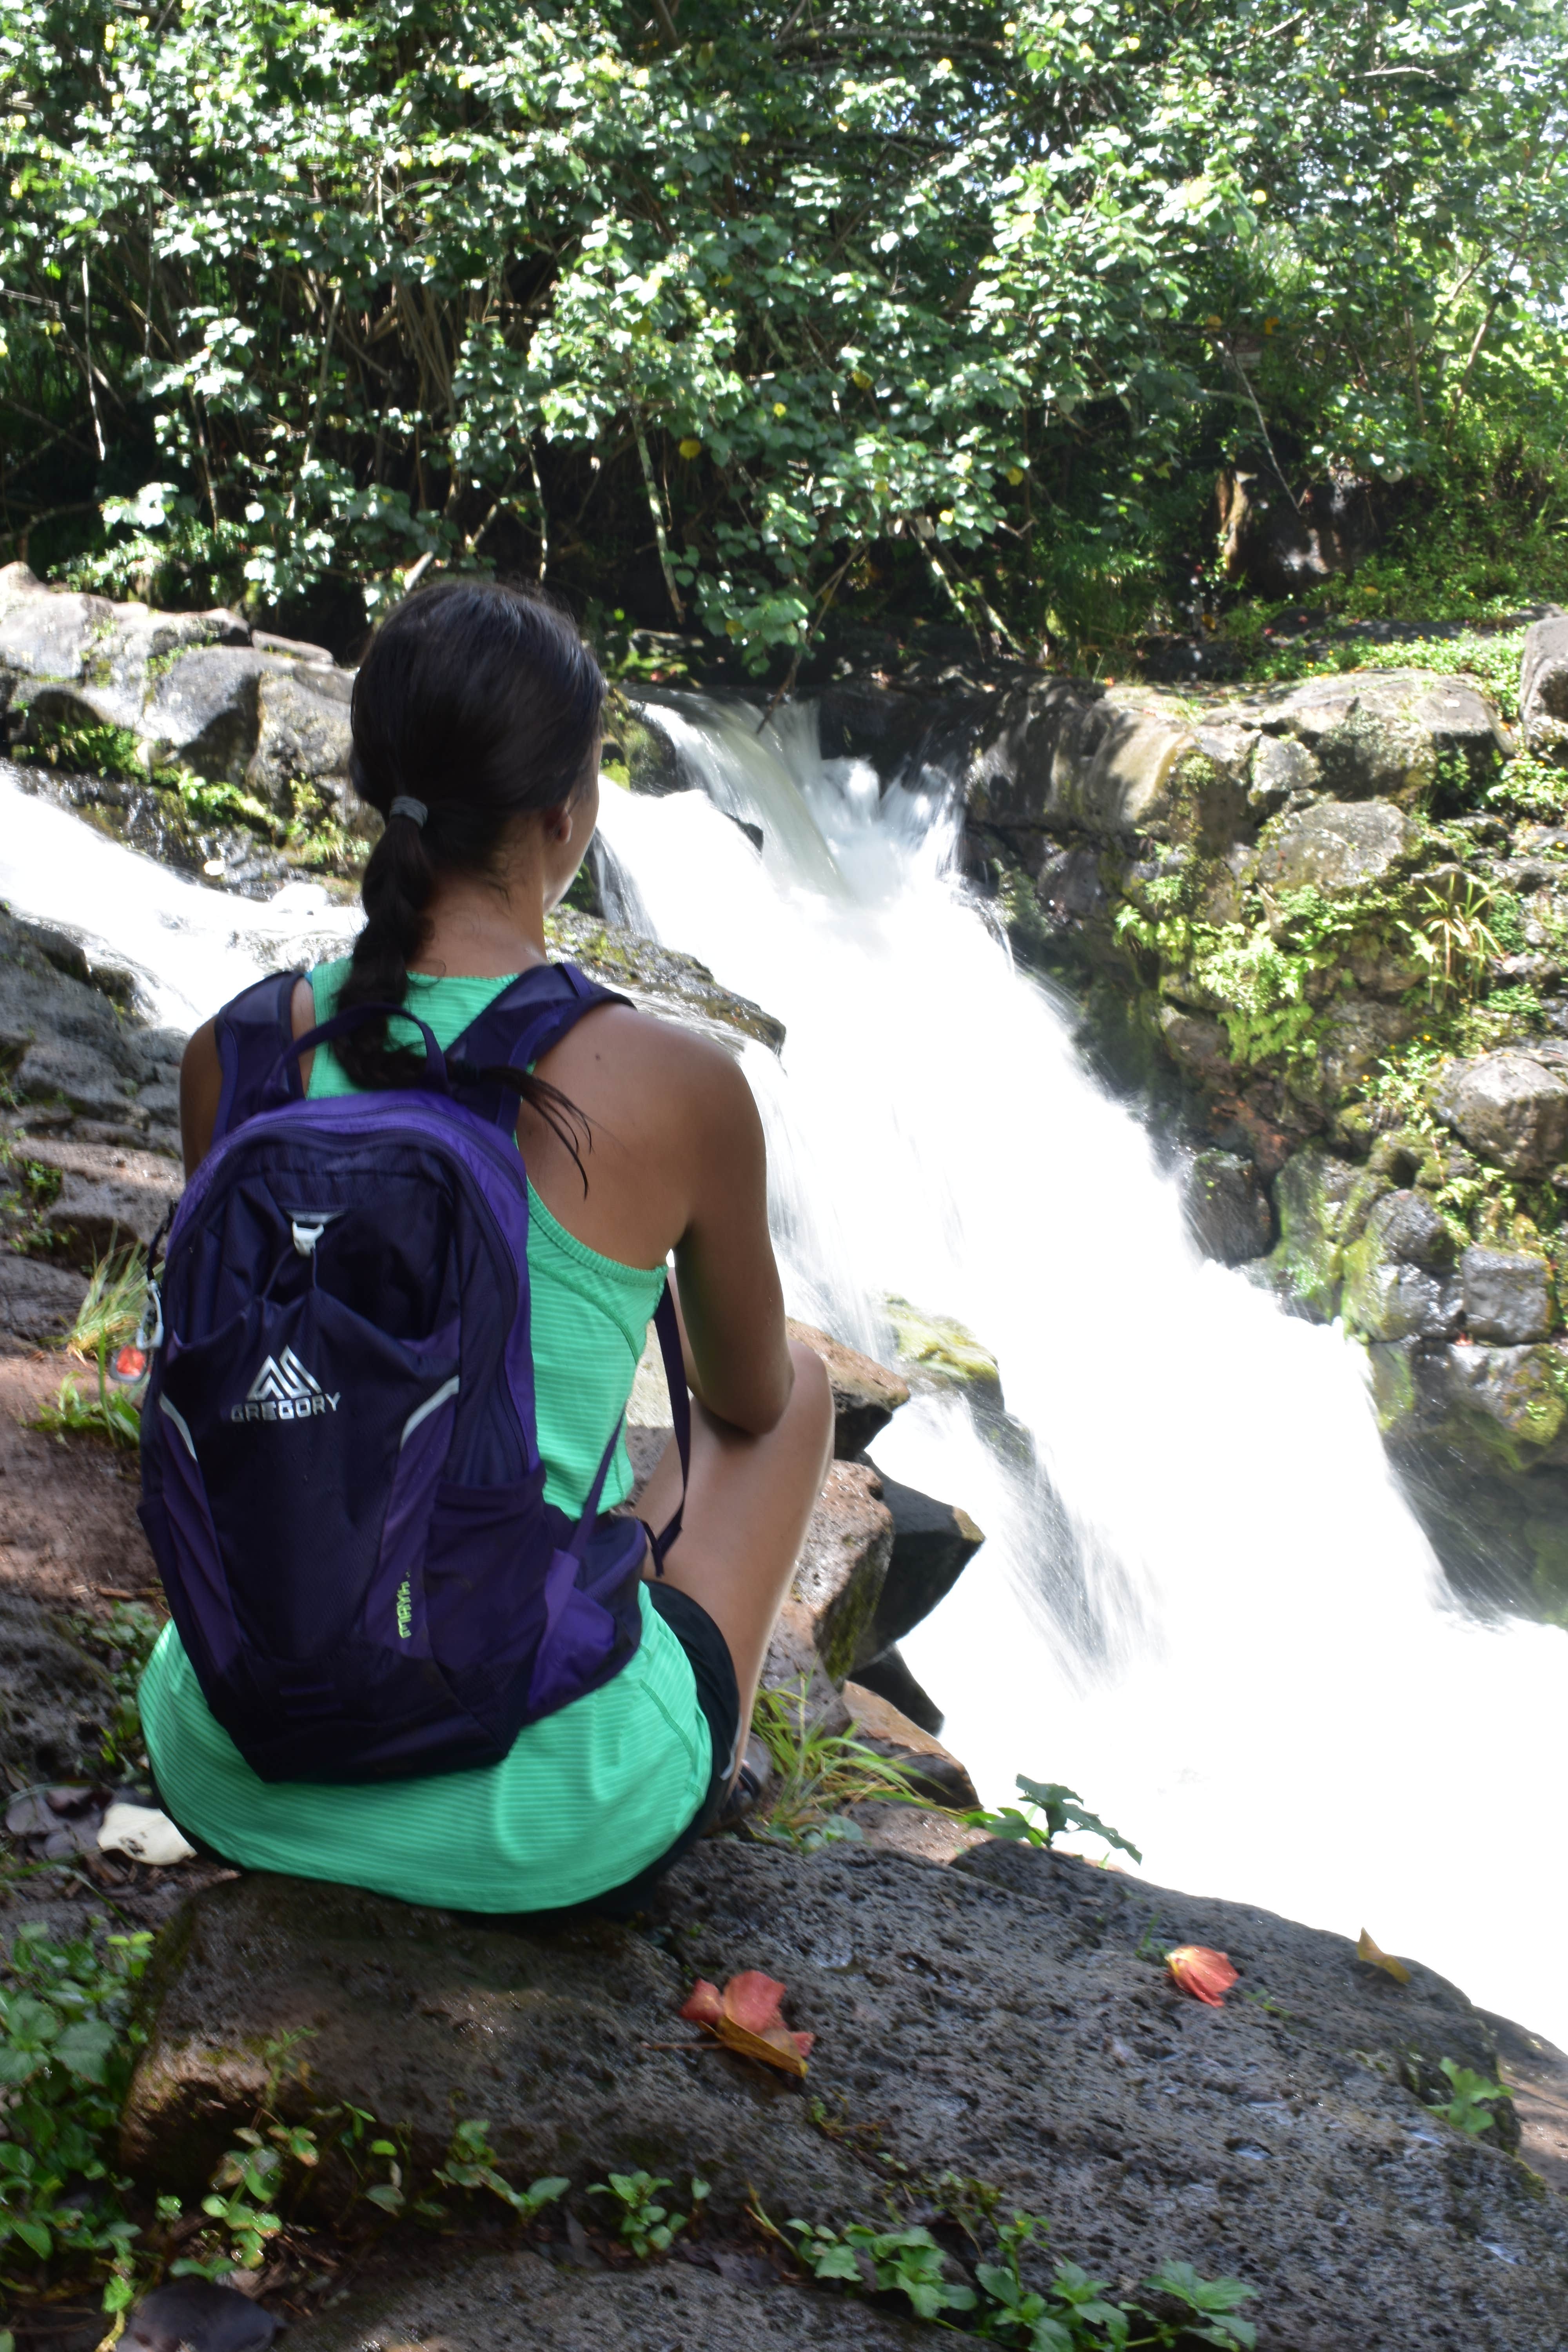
[246,665,354,815]
[788,1461,893,1686]
[1312,991,1421,1099]
[544,908,785,1053]
[1179,1146,1273,1264]
[1434,1049,1568,1177]
[1366,1187,1455,1270]
[1461,1247,1553,1344]
[885,1294,1001,1397]
[1252,797,1421,896]
[0,905,186,1155]
[1521,608,1568,762]
[122,1836,1568,2352]
[840,1679,978,1808]
[786,1318,911,1457]
[1265,1146,1385,1320]
[1427,1342,1568,1471]
[1158,1004,1234,1088]
[1345,1259,1462,1345]
[853,1469,985,1666]
[849,1642,945,1735]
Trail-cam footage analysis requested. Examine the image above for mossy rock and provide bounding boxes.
[884,1295,1001,1397]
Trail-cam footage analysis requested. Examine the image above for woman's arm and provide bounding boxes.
[668,1045,794,1436]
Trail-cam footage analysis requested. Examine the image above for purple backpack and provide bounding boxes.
[137,963,687,1784]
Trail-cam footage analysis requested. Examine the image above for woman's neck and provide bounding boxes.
[412,862,551,979]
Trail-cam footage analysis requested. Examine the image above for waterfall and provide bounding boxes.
[2,723,1561,2043]
[597,697,1568,2048]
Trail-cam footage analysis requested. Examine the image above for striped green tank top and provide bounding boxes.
[139,962,710,1911]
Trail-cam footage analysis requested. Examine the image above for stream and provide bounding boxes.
[3,710,1564,2050]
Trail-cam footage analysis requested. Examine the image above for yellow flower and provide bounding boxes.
[1006,466,1024,486]
[678,437,703,459]
[772,401,787,417]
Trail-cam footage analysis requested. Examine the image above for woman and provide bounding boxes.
[138,579,833,1913]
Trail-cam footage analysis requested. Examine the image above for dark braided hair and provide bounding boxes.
[334,581,607,1137]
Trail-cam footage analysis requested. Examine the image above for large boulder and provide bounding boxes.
[122,1843,1568,2352]
[851,1469,984,1666]
[1434,1049,1568,1177]
[1461,1246,1553,1344]
[1251,797,1421,896]
[247,664,355,815]
[1520,609,1568,762]
[1179,1145,1273,1263]
[0,905,186,1161]
[787,1460,893,1685]
[142,646,290,783]
[0,565,249,737]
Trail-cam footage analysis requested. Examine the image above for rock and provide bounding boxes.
[1365,1187,1455,1269]
[1344,1258,1462,1345]
[0,1254,88,1347]
[120,1838,1568,2352]
[1311,992,1421,1099]
[885,1294,1001,1396]
[1265,1146,1385,1320]
[1179,1146,1273,1263]
[122,2279,278,2352]
[246,665,354,815]
[121,1871,874,2223]
[284,2237,929,2352]
[849,1642,945,1735]
[787,1461,893,1686]
[1461,1247,1552,1344]
[0,905,186,1156]
[1521,608,1568,762]
[758,1596,849,1734]
[142,647,286,783]
[786,1318,911,1456]
[18,1138,184,1261]
[1157,1004,1234,1088]
[1429,1342,1568,1470]
[0,1591,113,1787]
[1247,730,1319,815]
[852,1469,985,1666]
[1434,1049,1568,1176]
[840,1680,979,1808]
[543,908,785,1053]
[1216,466,1383,598]
[1252,797,1421,896]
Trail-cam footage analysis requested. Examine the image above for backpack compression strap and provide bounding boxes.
[212,969,306,1142]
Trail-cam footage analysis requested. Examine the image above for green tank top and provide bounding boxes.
[139,962,710,1912]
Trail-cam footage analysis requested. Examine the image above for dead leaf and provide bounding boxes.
[679,1971,813,2076]
[1357,1928,1412,1984]
[1166,1945,1239,2007]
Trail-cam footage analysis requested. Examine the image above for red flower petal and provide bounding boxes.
[1166,1945,1239,2007]
[679,1979,724,2027]
[722,1969,790,2036]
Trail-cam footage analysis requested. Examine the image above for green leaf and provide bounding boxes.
[53,2020,117,2085]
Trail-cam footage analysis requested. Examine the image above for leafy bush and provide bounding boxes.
[3,0,1564,664]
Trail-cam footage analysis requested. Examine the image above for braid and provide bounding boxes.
[332,808,437,1089]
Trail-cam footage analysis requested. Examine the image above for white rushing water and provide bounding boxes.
[596,696,1568,2050]
[3,725,1563,2044]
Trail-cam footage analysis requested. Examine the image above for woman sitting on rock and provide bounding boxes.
[136,579,832,1914]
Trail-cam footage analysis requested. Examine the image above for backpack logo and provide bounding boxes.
[231,1347,341,1425]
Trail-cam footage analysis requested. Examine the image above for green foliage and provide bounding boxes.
[35,1243,149,1449]
[0,1919,151,2276]
[16,719,149,783]
[73,1598,163,1779]
[433,2120,568,2223]
[588,2169,708,2258]
[750,1677,923,1847]
[1488,750,1568,824]
[4,0,1565,662]
[780,2199,1256,2348]
[34,1368,141,1447]
[1430,2056,1509,2138]
[959,1775,1142,1864]
[1240,628,1533,718]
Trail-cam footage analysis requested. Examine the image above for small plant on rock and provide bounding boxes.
[958,1774,1142,1864]
[1430,2056,1509,2138]
[750,1678,923,1847]
[588,2169,708,2258]
[433,2120,568,2222]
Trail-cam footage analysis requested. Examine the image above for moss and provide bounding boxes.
[884,1295,1001,1396]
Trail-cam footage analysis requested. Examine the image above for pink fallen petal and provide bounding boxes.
[1166,1945,1239,2007]
[722,1969,790,2036]
[679,1979,725,2028]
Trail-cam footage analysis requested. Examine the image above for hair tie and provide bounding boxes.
[388,796,428,828]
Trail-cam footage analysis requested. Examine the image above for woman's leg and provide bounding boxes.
[634,1338,834,1738]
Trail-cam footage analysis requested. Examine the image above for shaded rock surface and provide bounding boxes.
[1521,609,1568,762]
[851,1467,985,1667]
[849,1641,946,1735]
[839,1678,978,1808]
[0,904,185,1163]
[786,1460,893,1687]
[124,1845,1568,2352]
[787,1317,912,1456]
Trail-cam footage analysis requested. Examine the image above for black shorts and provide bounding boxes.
[584,1580,742,1918]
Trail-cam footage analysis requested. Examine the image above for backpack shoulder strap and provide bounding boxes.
[448,960,630,1132]
[212,969,306,1141]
